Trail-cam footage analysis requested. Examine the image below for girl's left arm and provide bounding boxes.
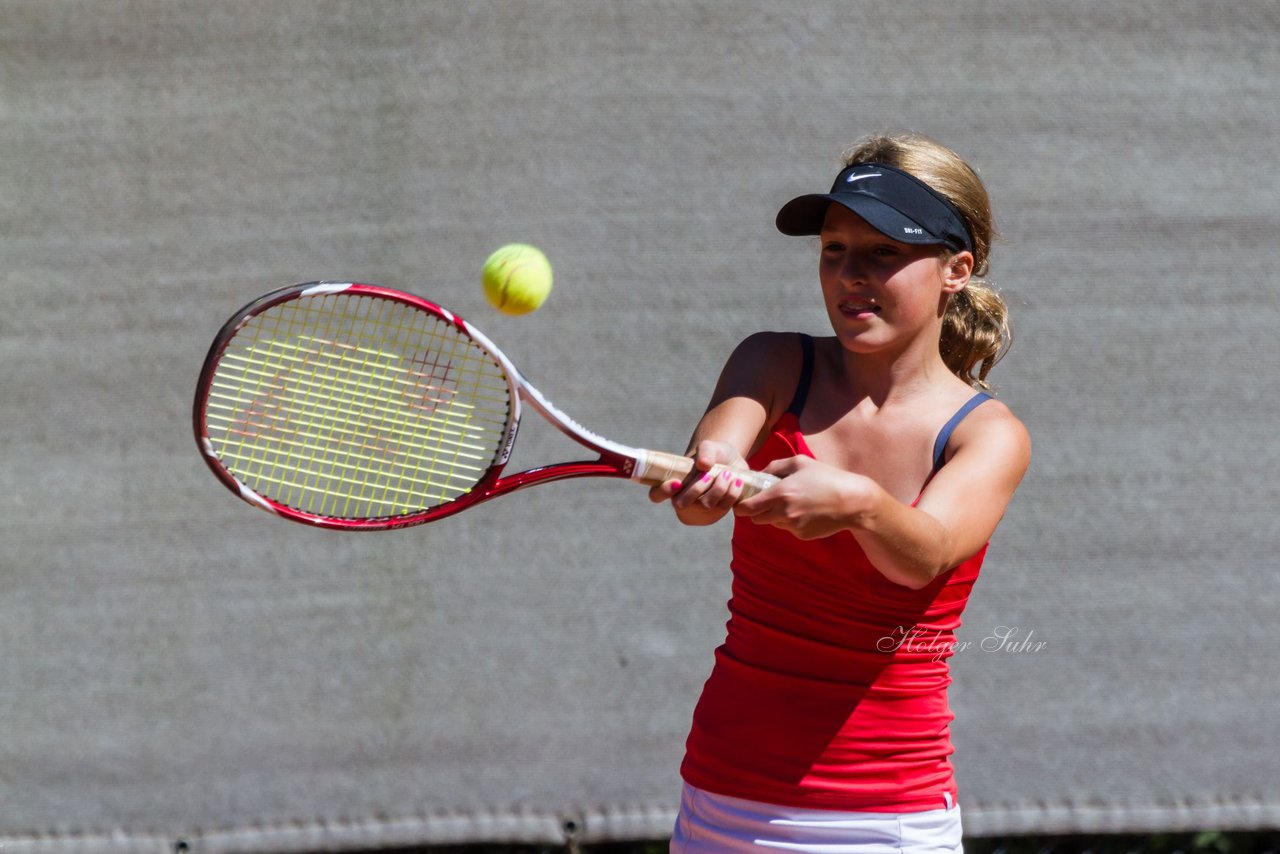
[734,402,1031,589]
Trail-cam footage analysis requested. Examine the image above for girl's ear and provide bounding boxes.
[941,250,974,294]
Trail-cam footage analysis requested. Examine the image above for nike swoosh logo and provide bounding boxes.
[846,173,882,183]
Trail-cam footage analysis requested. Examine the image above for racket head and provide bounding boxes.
[193,282,521,530]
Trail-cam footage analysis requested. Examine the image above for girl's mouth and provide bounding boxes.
[839,298,880,317]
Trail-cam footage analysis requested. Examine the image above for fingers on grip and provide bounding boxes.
[638,450,776,503]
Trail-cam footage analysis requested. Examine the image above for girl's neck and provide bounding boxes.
[831,336,958,405]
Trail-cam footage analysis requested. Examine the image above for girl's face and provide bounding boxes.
[817,204,968,354]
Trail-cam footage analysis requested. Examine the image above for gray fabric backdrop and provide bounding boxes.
[2,1,1277,851]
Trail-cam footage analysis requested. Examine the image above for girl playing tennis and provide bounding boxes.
[652,133,1031,853]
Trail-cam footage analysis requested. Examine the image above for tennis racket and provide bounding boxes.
[194,282,777,530]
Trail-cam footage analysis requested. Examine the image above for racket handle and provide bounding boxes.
[635,450,779,500]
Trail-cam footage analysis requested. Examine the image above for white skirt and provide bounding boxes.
[670,783,963,854]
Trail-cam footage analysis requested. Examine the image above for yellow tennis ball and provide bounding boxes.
[481,244,553,315]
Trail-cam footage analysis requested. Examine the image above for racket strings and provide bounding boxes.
[204,292,512,519]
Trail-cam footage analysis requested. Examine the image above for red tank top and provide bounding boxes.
[679,410,987,812]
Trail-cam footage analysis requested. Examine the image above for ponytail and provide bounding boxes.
[940,277,1010,390]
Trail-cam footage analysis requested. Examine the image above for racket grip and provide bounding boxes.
[634,450,779,500]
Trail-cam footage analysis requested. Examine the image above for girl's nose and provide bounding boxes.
[838,255,867,286]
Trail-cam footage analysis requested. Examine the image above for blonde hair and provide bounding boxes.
[841,133,1010,390]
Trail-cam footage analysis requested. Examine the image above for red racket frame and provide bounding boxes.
[194,282,651,530]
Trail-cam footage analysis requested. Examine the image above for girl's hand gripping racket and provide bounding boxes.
[194,282,777,530]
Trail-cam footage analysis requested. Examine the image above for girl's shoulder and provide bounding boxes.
[733,329,810,352]
[720,331,812,423]
[731,330,843,370]
[943,391,1031,468]
[725,330,814,369]
[955,388,1022,430]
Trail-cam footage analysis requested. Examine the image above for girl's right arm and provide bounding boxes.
[648,331,800,525]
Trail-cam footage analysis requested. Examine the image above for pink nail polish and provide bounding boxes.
[701,471,713,483]
[734,479,744,488]
[721,470,732,480]
[670,480,682,490]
